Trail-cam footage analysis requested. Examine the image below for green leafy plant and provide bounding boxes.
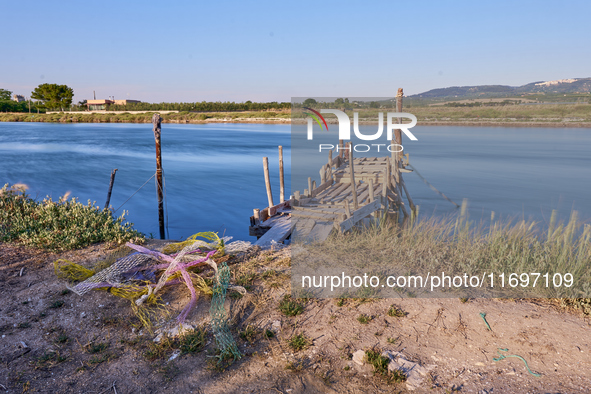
[0,184,143,250]
[288,333,311,352]
[387,305,407,318]
[357,314,373,324]
[279,294,304,317]
[179,327,207,354]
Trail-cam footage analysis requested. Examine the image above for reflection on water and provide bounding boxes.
[0,122,291,240]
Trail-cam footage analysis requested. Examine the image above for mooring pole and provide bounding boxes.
[152,113,165,240]
[104,168,118,210]
[278,146,285,203]
[263,157,274,215]
[396,88,404,150]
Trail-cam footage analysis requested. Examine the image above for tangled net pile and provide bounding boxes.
[54,232,250,361]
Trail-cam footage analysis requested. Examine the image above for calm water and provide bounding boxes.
[293,125,591,227]
[0,122,291,241]
[1,122,590,241]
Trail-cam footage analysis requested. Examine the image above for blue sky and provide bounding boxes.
[2,0,590,103]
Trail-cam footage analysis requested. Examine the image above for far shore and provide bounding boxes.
[1,110,591,128]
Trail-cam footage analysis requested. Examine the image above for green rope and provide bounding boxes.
[493,348,541,377]
[479,312,492,331]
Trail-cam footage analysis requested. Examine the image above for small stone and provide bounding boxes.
[384,351,433,391]
[168,350,181,362]
[352,350,366,365]
[271,320,281,332]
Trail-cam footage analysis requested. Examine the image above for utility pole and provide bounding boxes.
[152,113,165,239]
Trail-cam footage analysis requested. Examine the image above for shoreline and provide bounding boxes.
[1,114,590,128]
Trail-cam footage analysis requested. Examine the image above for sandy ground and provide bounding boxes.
[1,241,590,393]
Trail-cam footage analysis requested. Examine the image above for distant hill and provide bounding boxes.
[411,78,591,99]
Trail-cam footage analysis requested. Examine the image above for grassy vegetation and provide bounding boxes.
[0,184,143,251]
[288,333,311,352]
[302,202,591,303]
[365,348,406,384]
[144,326,208,362]
[0,109,291,124]
[408,104,591,122]
[387,305,407,318]
[278,294,304,317]
[289,101,591,123]
[356,314,373,324]
[3,102,591,124]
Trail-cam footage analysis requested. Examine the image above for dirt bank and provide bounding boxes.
[1,242,590,393]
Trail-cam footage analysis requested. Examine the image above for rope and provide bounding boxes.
[479,312,492,331]
[408,164,460,208]
[493,348,541,377]
[113,173,156,213]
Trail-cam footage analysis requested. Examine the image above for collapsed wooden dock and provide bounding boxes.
[291,148,415,243]
[250,88,416,247]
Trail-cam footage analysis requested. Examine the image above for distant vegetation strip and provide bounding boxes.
[1,104,591,124]
[0,110,291,124]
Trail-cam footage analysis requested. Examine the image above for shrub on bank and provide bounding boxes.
[0,184,143,251]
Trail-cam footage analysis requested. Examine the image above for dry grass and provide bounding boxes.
[294,201,591,301]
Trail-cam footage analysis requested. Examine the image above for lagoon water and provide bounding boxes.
[1,122,590,241]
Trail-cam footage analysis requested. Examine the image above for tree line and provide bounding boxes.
[2,85,290,113]
[106,101,290,112]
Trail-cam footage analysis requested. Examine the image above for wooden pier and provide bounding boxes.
[250,88,416,247]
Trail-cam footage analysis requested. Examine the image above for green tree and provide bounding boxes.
[303,98,317,107]
[0,88,12,100]
[31,83,74,111]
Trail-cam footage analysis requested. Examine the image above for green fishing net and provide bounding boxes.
[210,261,241,362]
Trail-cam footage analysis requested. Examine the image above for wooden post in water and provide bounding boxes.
[392,88,403,186]
[104,168,118,210]
[349,142,359,210]
[278,146,285,203]
[152,113,165,239]
[253,208,261,226]
[263,157,274,214]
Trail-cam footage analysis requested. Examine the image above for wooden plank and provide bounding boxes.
[339,199,382,232]
[324,183,349,200]
[260,212,289,227]
[293,213,337,221]
[311,178,333,198]
[305,222,334,242]
[293,206,344,214]
[258,204,290,226]
[255,216,292,249]
[263,200,291,217]
[314,183,337,199]
[292,218,316,241]
[356,186,371,205]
